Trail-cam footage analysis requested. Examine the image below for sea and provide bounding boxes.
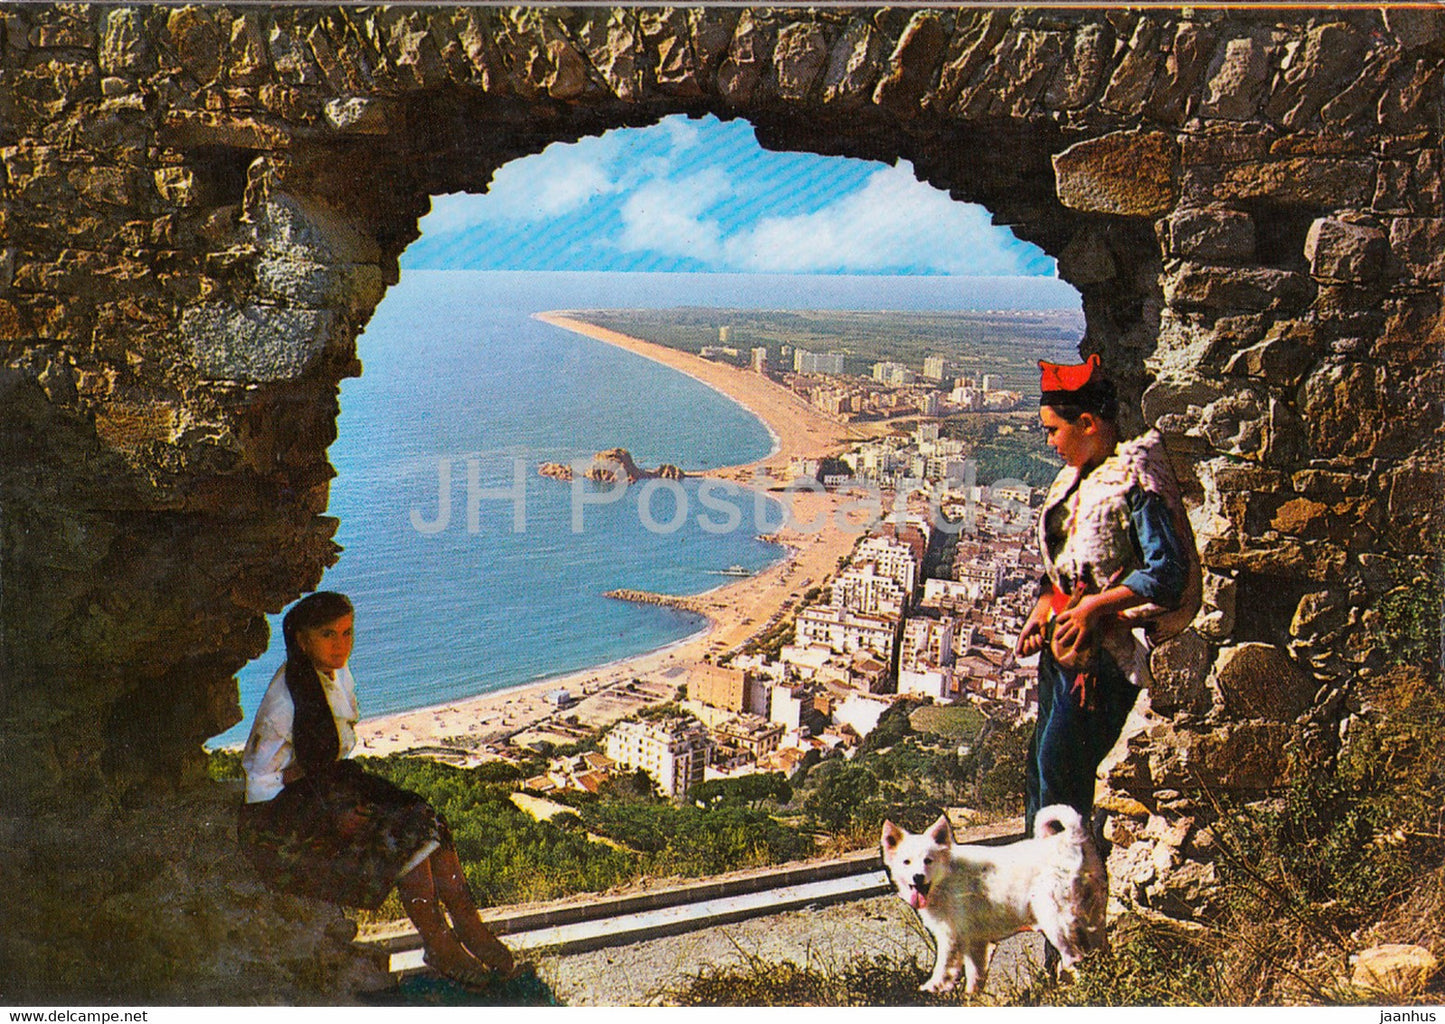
[209,270,1081,746]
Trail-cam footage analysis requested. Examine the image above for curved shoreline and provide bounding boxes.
[534,311,785,471]
[355,313,859,760]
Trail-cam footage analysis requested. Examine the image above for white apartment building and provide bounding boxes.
[922,355,949,380]
[832,561,910,618]
[751,347,768,373]
[922,577,976,608]
[854,534,920,593]
[832,693,893,739]
[795,605,900,660]
[898,667,954,700]
[604,716,711,799]
[956,559,1007,602]
[900,614,957,673]
[950,385,983,410]
[713,714,785,759]
[794,348,845,375]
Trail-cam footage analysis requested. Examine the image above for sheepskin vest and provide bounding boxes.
[1038,430,1202,679]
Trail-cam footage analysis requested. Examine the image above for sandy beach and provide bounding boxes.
[354,312,866,761]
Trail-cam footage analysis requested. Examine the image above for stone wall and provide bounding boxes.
[0,3,1439,1001]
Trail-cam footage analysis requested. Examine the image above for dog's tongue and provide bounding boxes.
[910,890,926,910]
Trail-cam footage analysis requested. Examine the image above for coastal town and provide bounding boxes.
[355,313,1054,804]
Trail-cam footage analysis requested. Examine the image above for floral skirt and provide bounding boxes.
[238,759,450,910]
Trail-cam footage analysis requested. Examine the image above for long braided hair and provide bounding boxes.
[281,591,354,774]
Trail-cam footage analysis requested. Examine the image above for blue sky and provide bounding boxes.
[403,114,1058,277]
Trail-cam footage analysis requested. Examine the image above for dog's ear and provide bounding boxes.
[926,814,953,846]
[881,819,903,851]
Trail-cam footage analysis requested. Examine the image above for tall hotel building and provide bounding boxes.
[604,716,711,799]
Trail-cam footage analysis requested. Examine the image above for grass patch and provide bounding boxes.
[909,704,986,743]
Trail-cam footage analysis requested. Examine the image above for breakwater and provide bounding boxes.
[604,589,711,615]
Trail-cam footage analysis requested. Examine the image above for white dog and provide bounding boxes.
[879,805,1107,994]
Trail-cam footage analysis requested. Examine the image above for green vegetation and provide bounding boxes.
[795,700,1028,837]
[940,415,1059,489]
[207,746,244,782]
[1375,572,1442,669]
[209,696,1028,929]
[740,616,795,660]
[571,308,1081,398]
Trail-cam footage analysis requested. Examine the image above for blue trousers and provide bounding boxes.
[1025,645,1140,837]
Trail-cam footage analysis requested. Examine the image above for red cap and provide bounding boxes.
[1039,353,1102,395]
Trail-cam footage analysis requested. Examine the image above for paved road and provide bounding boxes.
[533,893,1044,1006]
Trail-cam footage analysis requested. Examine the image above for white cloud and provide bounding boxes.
[617,167,733,261]
[721,162,1047,275]
[659,114,705,154]
[417,135,622,235]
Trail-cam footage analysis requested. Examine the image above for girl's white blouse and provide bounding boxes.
[241,663,360,803]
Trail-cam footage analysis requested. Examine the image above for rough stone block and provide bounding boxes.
[162,7,223,84]
[70,165,136,208]
[772,22,827,102]
[322,97,401,135]
[1165,205,1255,261]
[1289,589,1350,648]
[1264,23,1368,129]
[1269,497,1330,538]
[1382,9,1445,52]
[1053,130,1178,216]
[1041,21,1108,110]
[1211,642,1315,720]
[876,11,950,115]
[1163,263,1313,313]
[181,303,335,382]
[1215,158,1374,207]
[820,18,881,107]
[1222,323,1318,386]
[1351,944,1439,997]
[226,12,272,88]
[255,193,383,265]
[933,10,1009,113]
[1099,18,1162,116]
[152,167,197,205]
[1146,720,1293,791]
[1304,217,1388,281]
[1383,458,1445,554]
[268,24,319,87]
[1055,225,1115,284]
[1195,569,1237,641]
[100,8,151,76]
[1378,59,1443,135]
[159,110,290,151]
[254,258,386,314]
[1200,33,1272,120]
[1303,361,1418,459]
[1148,629,1215,716]
[1144,23,1218,125]
[717,11,770,106]
[1387,217,1445,281]
[95,401,180,450]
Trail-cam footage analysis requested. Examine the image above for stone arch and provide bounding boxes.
[1,3,1440,1000]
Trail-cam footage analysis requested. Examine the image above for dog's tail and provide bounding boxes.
[1037,804,1109,955]
[1033,804,1086,840]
